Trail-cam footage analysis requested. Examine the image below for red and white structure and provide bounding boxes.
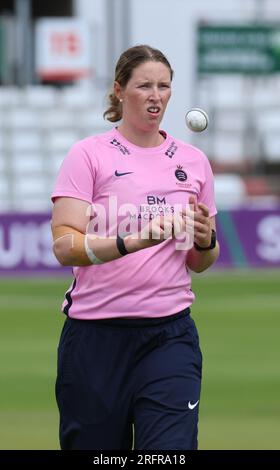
[35,18,92,81]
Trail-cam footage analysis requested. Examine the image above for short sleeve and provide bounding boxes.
[51,141,96,204]
[198,155,217,217]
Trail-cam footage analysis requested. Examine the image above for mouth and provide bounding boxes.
[147,106,161,116]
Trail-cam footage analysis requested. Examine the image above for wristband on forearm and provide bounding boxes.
[116,233,129,256]
[84,234,104,264]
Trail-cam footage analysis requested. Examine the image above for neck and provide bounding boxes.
[117,123,165,148]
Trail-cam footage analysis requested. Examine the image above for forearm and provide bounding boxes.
[52,225,140,266]
[186,242,220,273]
[52,214,184,266]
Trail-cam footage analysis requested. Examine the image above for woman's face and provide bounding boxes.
[115,61,172,132]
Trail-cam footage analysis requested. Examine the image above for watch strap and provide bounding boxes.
[116,233,129,256]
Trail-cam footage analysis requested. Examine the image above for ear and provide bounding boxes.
[114,81,122,101]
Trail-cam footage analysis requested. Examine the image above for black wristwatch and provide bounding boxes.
[116,233,129,256]
[194,229,217,251]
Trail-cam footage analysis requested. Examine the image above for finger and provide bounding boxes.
[189,195,198,212]
[185,220,208,234]
[183,211,208,227]
[154,216,173,238]
[181,209,195,220]
[173,214,187,235]
[192,221,210,234]
[185,221,211,242]
[150,223,164,239]
[197,203,209,217]
[155,215,166,231]
[194,233,212,246]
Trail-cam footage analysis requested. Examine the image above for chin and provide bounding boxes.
[145,123,160,131]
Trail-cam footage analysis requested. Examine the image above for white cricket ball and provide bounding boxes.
[185,108,209,132]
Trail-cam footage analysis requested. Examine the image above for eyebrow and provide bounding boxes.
[136,80,171,85]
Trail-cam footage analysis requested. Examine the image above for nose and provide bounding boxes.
[150,86,160,101]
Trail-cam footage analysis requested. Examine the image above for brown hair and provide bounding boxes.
[103,45,174,122]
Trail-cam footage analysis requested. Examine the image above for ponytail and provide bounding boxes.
[103,91,122,122]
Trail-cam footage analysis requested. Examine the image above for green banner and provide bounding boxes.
[198,25,280,74]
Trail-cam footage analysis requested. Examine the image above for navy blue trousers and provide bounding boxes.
[56,308,202,450]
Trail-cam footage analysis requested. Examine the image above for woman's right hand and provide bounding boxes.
[125,212,187,251]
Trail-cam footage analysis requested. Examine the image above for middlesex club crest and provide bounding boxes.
[175,165,187,182]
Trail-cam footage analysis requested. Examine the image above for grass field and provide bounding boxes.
[0,269,279,450]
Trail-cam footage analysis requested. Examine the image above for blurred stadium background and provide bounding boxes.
[0,0,279,450]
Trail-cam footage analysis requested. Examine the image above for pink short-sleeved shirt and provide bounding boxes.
[51,128,217,319]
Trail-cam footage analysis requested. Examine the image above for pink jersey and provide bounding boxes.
[51,127,217,319]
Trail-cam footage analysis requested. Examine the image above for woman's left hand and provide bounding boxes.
[187,195,212,249]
